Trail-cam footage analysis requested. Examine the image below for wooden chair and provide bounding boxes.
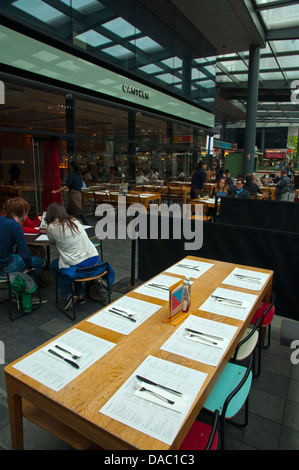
[188,201,211,221]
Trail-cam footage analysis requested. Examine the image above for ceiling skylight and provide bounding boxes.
[130,36,163,53]
[12,0,67,24]
[138,64,164,74]
[102,17,140,38]
[101,45,135,60]
[75,30,111,47]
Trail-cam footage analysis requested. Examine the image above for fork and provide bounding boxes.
[55,345,81,360]
[135,380,175,404]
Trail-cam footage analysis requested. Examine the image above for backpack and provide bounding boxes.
[9,272,37,313]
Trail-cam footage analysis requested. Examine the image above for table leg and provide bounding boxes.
[5,375,24,450]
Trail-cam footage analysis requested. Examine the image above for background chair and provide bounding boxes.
[203,356,253,450]
[89,235,103,261]
[179,409,219,450]
[55,262,111,320]
[250,293,275,377]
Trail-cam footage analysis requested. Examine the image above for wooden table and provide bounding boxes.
[5,256,273,450]
[260,186,276,200]
[25,233,52,265]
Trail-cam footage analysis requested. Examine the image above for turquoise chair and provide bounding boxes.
[203,356,253,450]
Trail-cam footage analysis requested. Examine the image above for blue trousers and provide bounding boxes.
[5,254,45,278]
[51,256,99,299]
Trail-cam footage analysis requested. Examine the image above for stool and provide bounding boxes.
[56,263,111,320]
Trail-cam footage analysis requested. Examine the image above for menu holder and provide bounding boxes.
[163,280,188,326]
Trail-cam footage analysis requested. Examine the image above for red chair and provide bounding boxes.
[250,293,275,377]
[93,410,219,451]
[179,410,219,450]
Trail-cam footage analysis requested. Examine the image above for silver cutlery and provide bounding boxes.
[234,274,262,283]
[136,375,183,397]
[177,263,200,271]
[185,328,224,341]
[211,295,245,308]
[147,283,169,291]
[109,306,135,316]
[135,380,175,405]
[55,344,81,360]
[48,349,79,369]
[107,308,136,322]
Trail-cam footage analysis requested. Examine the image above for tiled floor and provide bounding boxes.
[0,216,299,450]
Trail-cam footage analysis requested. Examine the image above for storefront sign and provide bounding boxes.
[264,150,286,159]
[122,84,149,100]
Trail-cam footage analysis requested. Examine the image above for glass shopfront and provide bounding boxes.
[0,75,209,214]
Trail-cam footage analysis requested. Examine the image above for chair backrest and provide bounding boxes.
[205,409,219,450]
[223,356,253,419]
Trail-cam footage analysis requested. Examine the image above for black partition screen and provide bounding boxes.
[138,217,299,320]
[218,197,299,233]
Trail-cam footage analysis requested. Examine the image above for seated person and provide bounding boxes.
[226,177,237,197]
[211,177,229,198]
[243,174,262,196]
[147,168,158,182]
[2,199,42,233]
[136,169,148,184]
[235,178,250,198]
[0,198,46,302]
[46,202,102,311]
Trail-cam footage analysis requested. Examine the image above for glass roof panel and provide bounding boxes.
[260,5,299,29]
[277,55,299,68]
[102,17,141,38]
[221,60,248,72]
[259,71,284,80]
[259,57,278,69]
[101,45,135,59]
[12,0,68,24]
[75,30,111,47]
[271,39,299,53]
[130,36,163,53]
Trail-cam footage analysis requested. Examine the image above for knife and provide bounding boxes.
[147,283,169,291]
[234,274,262,283]
[48,349,80,369]
[136,375,183,397]
[177,264,200,271]
[185,328,224,341]
[107,309,136,322]
[211,295,243,306]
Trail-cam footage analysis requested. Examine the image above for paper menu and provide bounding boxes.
[222,267,269,291]
[165,259,214,279]
[99,355,207,445]
[161,315,238,367]
[199,287,258,321]
[13,329,115,392]
[134,274,180,300]
[87,297,161,335]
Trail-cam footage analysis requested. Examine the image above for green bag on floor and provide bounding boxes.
[8,272,37,314]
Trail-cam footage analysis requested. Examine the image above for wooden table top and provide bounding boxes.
[5,256,273,450]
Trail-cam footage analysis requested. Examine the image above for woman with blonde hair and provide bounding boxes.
[211,177,229,198]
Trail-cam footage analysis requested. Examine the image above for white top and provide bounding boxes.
[47,219,98,269]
